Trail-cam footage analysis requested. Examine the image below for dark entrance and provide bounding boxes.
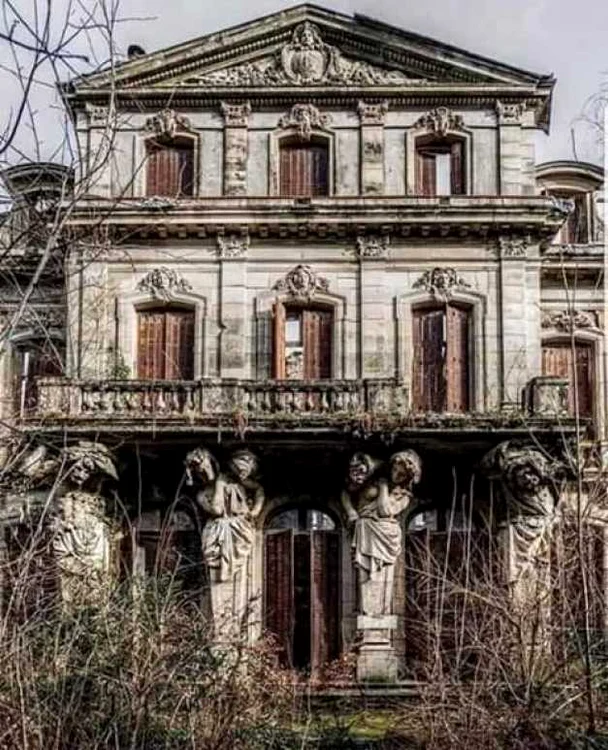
[264,508,340,672]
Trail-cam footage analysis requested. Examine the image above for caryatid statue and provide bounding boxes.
[51,441,118,603]
[481,440,562,583]
[185,447,264,636]
[342,450,421,616]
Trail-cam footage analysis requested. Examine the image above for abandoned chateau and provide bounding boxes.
[0,5,606,682]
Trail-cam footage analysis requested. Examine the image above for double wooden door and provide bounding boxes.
[265,527,340,672]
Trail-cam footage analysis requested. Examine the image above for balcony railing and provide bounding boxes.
[31,378,407,422]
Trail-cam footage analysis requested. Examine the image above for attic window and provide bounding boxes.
[145,137,194,198]
[416,137,465,196]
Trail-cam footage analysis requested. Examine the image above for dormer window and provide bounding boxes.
[279,137,329,197]
[145,137,194,197]
[416,137,464,196]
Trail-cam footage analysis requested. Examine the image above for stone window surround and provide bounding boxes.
[541,326,604,433]
[254,287,347,379]
[134,130,201,199]
[268,129,335,197]
[406,127,473,196]
[395,287,486,412]
[116,287,208,380]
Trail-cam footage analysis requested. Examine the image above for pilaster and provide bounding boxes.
[221,102,251,196]
[358,101,387,196]
[496,101,525,196]
[217,230,250,378]
[356,234,390,378]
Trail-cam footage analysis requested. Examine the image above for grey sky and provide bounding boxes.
[2,0,606,166]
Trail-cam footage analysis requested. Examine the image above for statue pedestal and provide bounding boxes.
[356,615,399,683]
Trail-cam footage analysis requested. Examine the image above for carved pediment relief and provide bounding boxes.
[182,22,414,88]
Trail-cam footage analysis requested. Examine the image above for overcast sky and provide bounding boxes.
[2,0,607,167]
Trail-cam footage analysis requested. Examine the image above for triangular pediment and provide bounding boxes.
[70,4,554,93]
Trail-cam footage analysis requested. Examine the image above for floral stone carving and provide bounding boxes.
[145,108,192,138]
[273,264,329,301]
[136,266,192,302]
[278,103,331,140]
[413,267,471,299]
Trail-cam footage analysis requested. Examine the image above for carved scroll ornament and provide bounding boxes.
[145,108,192,139]
[273,264,329,301]
[413,267,471,300]
[278,103,331,140]
[136,267,192,302]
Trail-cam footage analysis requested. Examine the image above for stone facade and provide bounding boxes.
[0,6,606,682]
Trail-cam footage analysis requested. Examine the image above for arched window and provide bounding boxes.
[145,137,194,197]
[272,302,332,379]
[412,303,471,412]
[415,135,465,196]
[137,306,195,380]
[279,137,329,197]
[542,340,594,417]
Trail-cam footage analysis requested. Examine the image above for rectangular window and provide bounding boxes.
[412,304,470,412]
[279,141,329,197]
[542,341,594,417]
[146,140,194,197]
[137,308,195,380]
[416,140,464,196]
[272,304,332,379]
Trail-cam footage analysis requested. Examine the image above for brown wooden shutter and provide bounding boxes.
[137,311,165,380]
[412,307,446,411]
[147,141,194,197]
[310,530,340,673]
[279,142,329,197]
[542,342,594,417]
[272,301,286,379]
[450,141,464,195]
[164,310,194,380]
[416,151,436,196]
[302,309,332,379]
[446,304,470,412]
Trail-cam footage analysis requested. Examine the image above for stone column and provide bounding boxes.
[358,101,387,196]
[217,230,249,378]
[221,102,251,196]
[496,101,525,196]
[497,236,530,406]
[356,235,391,379]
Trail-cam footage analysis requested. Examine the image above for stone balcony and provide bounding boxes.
[23,376,576,440]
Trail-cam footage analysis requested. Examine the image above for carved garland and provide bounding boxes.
[413,267,471,300]
[136,267,192,302]
[273,264,329,301]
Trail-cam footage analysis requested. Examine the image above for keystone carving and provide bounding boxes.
[273,264,329,301]
[145,108,192,139]
[413,267,471,299]
[278,103,332,140]
[136,267,192,301]
[414,106,464,136]
[541,309,599,332]
[194,22,411,87]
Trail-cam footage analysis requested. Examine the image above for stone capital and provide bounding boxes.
[220,101,251,127]
[357,100,389,126]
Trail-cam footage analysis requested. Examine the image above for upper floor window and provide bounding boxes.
[552,192,591,244]
[272,303,332,379]
[412,303,470,413]
[279,137,329,197]
[542,340,594,418]
[14,337,64,416]
[145,137,194,197]
[416,137,464,196]
[137,307,194,380]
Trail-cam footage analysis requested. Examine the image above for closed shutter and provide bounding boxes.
[310,530,340,672]
[416,151,436,196]
[137,309,195,380]
[272,301,286,379]
[146,142,194,197]
[542,342,594,417]
[279,142,329,197]
[302,309,332,379]
[412,307,445,411]
[265,530,294,665]
[450,141,464,195]
[446,305,470,412]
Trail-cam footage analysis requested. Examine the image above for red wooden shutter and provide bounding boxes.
[137,311,165,380]
[542,342,594,417]
[279,142,328,197]
[450,141,464,195]
[446,304,470,412]
[164,310,194,380]
[302,309,332,379]
[412,308,446,411]
[310,144,329,196]
[272,301,286,379]
[310,530,340,673]
[416,151,436,196]
[147,142,194,197]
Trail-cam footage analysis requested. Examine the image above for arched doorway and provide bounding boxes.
[264,507,340,672]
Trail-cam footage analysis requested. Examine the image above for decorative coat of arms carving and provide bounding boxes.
[136,267,192,301]
[194,22,411,87]
[278,103,332,140]
[413,267,471,299]
[145,109,192,139]
[414,106,464,136]
[273,264,329,301]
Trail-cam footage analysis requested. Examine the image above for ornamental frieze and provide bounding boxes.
[192,22,412,87]
[413,267,471,299]
[273,264,329,301]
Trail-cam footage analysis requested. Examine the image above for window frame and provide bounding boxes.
[141,131,199,199]
[269,131,334,197]
[136,304,196,381]
[541,336,597,421]
[272,301,334,380]
[407,127,472,196]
